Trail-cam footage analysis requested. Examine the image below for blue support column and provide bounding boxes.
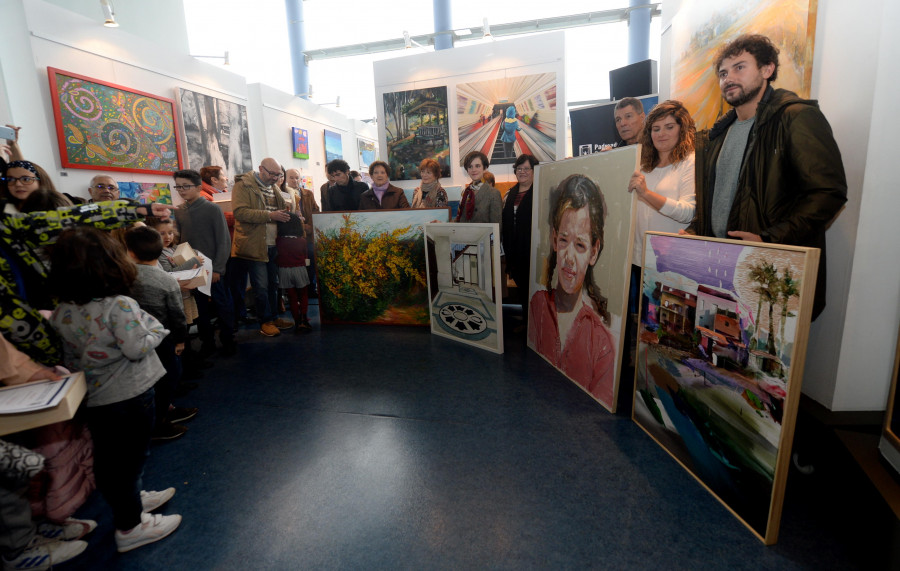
[285,0,310,97]
[433,0,453,50]
[628,0,651,64]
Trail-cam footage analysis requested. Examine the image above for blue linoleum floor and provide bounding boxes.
[59,306,893,570]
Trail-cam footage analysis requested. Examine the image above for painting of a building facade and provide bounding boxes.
[633,232,819,544]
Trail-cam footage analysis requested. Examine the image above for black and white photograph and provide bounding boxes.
[178,88,252,179]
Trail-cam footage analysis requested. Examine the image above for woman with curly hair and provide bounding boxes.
[628,99,696,266]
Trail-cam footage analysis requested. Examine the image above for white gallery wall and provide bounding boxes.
[248,83,377,205]
[0,0,374,205]
[373,32,566,191]
[659,0,899,411]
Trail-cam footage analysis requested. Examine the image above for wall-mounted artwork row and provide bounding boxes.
[48,68,182,175]
[425,223,503,354]
[117,182,173,205]
[457,72,557,166]
[292,127,309,159]
[527,147,638,412]
[670,0,818,129]
[633,232,819,544]
[312,208,449,326]
[177,88,252,181]
[324,130,342,163]
[383,87,450,180]
[358,138,376,170]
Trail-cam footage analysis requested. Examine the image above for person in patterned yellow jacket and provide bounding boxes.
[0,200,171,365]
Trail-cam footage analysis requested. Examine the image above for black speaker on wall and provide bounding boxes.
[609,59,658,100]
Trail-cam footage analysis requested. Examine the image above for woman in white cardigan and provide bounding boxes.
[628,99,697,267]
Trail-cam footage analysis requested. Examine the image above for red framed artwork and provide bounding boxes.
[47,67,183,175]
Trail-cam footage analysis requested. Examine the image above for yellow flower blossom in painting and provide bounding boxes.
[315,213,427,322]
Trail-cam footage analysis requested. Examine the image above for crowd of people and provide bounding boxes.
[0,33,847,568]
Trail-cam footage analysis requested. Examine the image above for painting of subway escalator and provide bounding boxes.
[456,73,557,165]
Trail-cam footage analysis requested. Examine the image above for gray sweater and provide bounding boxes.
[130,263,187,344]
[174,198,231,274]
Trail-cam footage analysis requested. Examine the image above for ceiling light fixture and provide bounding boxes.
[100,0,118,27]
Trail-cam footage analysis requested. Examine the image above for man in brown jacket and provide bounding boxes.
[231,158,292,336]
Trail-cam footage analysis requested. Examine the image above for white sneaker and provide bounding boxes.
[34,518,97,543]
[114,512,182,553]
[140,488,176,512]
[2,539,87,571]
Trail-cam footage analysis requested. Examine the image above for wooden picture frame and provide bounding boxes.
[878,323,900,472]
[632,232,820,544]
[48,68,182,175]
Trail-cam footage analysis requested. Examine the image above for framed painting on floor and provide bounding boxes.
[633,232,819,544]
[425,223,503,354]
[527,147,639,412]
[48,68,182,175]
[312,208,449,326]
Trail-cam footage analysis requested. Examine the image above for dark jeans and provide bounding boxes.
[226,257,249,321]
[248,247,279,324]
[194,279,235,346]
[154,338,182,423]
[85,388,155,531]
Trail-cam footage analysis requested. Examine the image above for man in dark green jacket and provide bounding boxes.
[688,34,847,319]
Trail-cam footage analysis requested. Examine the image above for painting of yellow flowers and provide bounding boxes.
[670,0,818,130]
[312,208,450,325]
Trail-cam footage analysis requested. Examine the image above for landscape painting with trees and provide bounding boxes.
[633,232,819,545]
[382,87,449,180]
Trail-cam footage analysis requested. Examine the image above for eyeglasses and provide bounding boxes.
[515,167,533,174]
[93,184,118,191]
[173,184,198,191]
[2,176,40,185]
[261,165,283,178]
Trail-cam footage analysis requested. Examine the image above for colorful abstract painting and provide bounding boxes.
[358,138,376,170]
[670,0,818,129]
[312,208,449,325]
[177,88,252,181]
[292,127,309,159]
[633,232,819,544]
[383,87,449,180]
[457,73,558,165]
[117,182,173,205]
[425,223,503,354]
[527,148,639,412]
[324,130,343,163]
[48,68,182,175]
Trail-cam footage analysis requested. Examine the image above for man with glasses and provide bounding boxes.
[87,175,120,202]
[231,158,291,337]
[173,169,236,355]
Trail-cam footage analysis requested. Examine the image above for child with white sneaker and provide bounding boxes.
[47,227,182,553]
